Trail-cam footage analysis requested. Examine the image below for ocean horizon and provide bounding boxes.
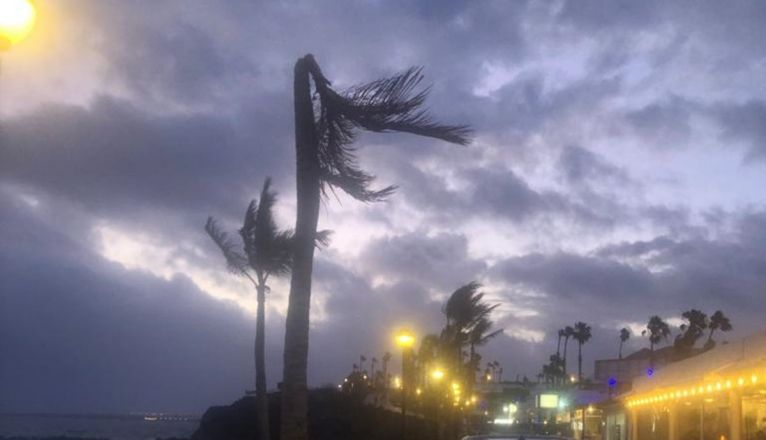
[0,413,200,440]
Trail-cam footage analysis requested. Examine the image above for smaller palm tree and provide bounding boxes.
[705,310,732,350]
[674,309,708,357]
[572,322,592,384]
[562,326,575,377]
[205,177,293,440]
[557,329,566,358]
[619,328,630,359]
[642,315,671,367]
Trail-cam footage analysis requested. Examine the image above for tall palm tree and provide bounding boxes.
[204,178,293,440]
[705,310,732,350]
[571,322,592,384]
[618,327,630,359]
[282,54,470,440]
[562,325,574,378]
[642,315,671,367]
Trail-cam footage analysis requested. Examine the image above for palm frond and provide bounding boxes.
[239,178,295,278]
[304,55,471,203]
[315,229,333,248]
[204,216,248,275]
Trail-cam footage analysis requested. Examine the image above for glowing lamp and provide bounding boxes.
[0,0,36,49]
[394,329,415,348]
[431,369,445,381]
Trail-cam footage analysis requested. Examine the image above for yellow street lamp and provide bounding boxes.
[0,0,37,50]
[430,368,445,381]
[395,329,415,349]
[394,328,415,440]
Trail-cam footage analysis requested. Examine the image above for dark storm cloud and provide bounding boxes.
[715,100,766,161]
[0,195,260,414]
[105,23,234,104]
[623,98,695,148]
[0,95,292,224]
[557,145,631,187]
[492,209,766,338]
[358,232,486,292]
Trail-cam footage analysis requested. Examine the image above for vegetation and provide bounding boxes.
[282,54,470,440]
[618,327,630,359]
[571,321,592,384]
[705,310,733,350]
[204,178,294,440]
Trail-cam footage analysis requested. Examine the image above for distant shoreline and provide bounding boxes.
[0,413,200,421]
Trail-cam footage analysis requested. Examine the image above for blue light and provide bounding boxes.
[646,368,654,377]
[608,377,617,388]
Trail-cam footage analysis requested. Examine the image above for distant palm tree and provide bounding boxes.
[618,328,630,359]
[642,315,671,366]
[204,178,293,440]
[572,322,592,384]
[674,309,708,357]
[282,54,470,440]
[382,351,392,389]
[557,329,565,358]
[705,310,732,350]
[562,326,574,378]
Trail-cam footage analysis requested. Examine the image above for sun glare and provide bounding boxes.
[0,0,36,47]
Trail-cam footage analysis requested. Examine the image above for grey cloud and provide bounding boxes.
[557,145,631,187]
[358,232,486,292]
[623,97,695,148]
[716,100,766,161]
[0,196,260,414]
[0,96,292,223]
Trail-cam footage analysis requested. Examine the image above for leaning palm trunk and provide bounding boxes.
[255,282,269,440]
[281,56,320,440]
[281,54,470,440]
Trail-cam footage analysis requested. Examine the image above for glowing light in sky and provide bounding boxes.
[0,0,37,47]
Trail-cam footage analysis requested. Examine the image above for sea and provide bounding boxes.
[0,413,199,440]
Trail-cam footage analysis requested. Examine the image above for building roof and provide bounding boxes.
[622,345,675,361]
[626,329,766,396]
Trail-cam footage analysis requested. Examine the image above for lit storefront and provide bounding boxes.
[622,331,766,440]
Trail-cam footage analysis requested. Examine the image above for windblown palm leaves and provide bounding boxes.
[441,282,503,381]
[204,177,296,440]
[303,56,471,201]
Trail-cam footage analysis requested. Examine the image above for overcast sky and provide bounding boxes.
[2,0,766,415]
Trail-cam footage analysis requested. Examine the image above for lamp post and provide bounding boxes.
[395,329,415,440]
[430,368,446,440]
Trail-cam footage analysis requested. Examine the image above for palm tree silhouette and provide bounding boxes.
[204,178,293,440]
[674,309,708,357]
[282,54,470,440]
[557,329,565,358]
[442,282,501,383]
[572,322,592,384]
[642,315,671,367]
[704,310,732,350]
[562,325,574,378]
[618,327,630,359]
